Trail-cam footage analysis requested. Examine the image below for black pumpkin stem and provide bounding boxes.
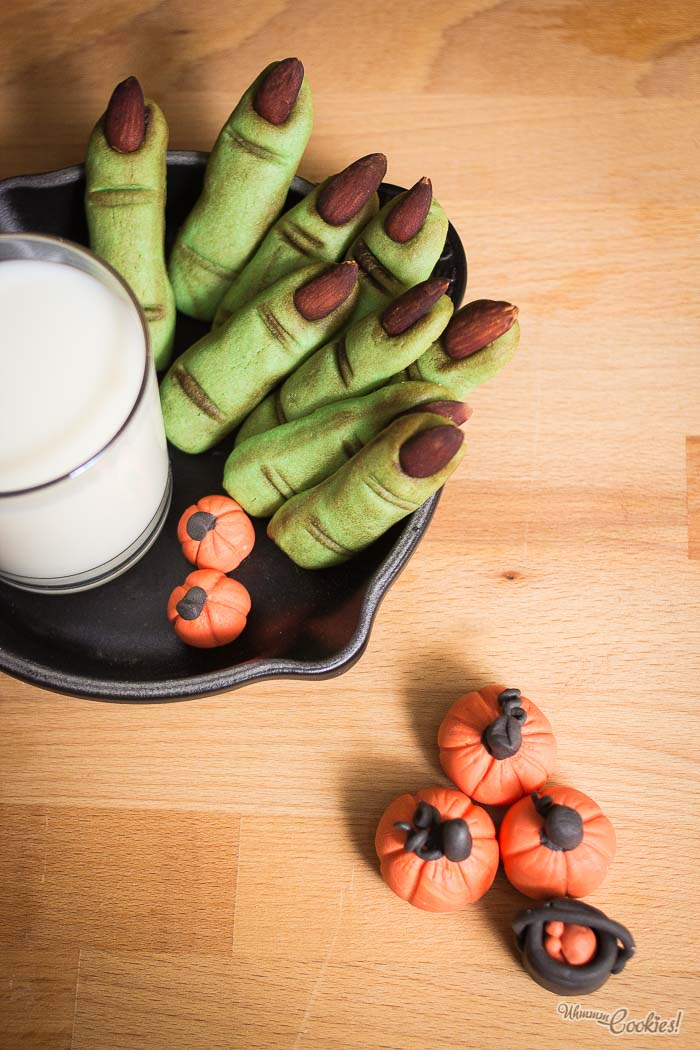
[482,687,527,760]
[533,792,584,851]
[175,585,207,621]
[394,803,472,863]
[186,510,218,541]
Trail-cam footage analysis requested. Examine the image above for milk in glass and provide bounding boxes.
[0,252,170,591]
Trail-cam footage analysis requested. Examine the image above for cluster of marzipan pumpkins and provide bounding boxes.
[375,685,616,914]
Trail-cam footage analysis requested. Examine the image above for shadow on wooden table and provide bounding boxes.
[337,753,425,879]
[396,649,496,769]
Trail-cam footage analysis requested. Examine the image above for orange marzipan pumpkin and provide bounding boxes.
[438,684,556,805]
[375,786,499,912]
[167,568,251,649]
[177,494,255,573]
[500,786,616,899]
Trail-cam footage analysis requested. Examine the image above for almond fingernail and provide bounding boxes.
[399,425,464,477]
[406,401,472,426]
[381,278,449,336]
[384,177,432,243]
[316,153,387,226]
[254,57,304,125]
[294,261,358,321]
[105,76,145,153]
[443,299,519,360]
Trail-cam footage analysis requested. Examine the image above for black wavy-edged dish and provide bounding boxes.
[0,152,467,701]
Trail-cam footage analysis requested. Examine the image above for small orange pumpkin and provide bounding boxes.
[500,786,616,899]
[545,920,597,965]
[375,786,499,912]
[167,569,251,648]
[177,495,255,572]
[438,685,556,805]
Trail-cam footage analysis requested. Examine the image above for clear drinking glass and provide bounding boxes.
[0,234,172,593]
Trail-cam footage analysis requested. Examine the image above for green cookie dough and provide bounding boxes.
[159,262,358,453]
[85,98,175,370]
[168,62,313,321]
[344,190,449,324]
[267,413,465,569]
[224,380,454,517]
[404,320,521,397]
[213,166,379,329]
[236,290,453,444]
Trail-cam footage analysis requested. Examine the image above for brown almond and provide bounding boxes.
[381,278,449,336]
[253,57,304,126]
[294,261,358,321]
[104,76,145,153]
[443,299,519,360]
[384,177,432,243]
[405,401,472,426]
[316,153,388,226]
[399,424,464,477]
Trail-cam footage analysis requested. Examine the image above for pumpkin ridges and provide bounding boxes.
[438,697,493,738]
[406,859,430,907]
[443,745,493,799]
[178,496,255,572]
[543,785,601,822]
[377,787,499,911]
[200,602,222,646]
[416,786,469,822]
[178,604,218,647]
[458,838,499,899]
[438,735,483,751]
[208,590,251,619]
[499,796,543,854]
[564,843,610,898]
[411,857,470,911]
[455,854,476,899]
[510,747,552,782]
[215,516,255,553]
[168,569,251,648]
[206,494,238,516]
[576,819,616,863]
[439,685,556,806]
[374,794,416,859]
[461,799,496,840]
[501,787,615,899]
[383,849,427,904]
[506,840,568,899]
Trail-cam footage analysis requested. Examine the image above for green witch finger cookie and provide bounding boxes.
[401,299,520,397]
[344,176,449,325]
[267,412,465,569]
[235,277,454,444]
[85,77,175,370]
[224,380,470,518]
[168,58,314,321]
[160,261,358,453]
[213,153,386,328]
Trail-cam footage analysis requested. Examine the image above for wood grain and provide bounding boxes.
[687,437,700,558]
[1,1,699,1047]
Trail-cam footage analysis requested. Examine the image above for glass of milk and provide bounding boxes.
[0,234,172,593]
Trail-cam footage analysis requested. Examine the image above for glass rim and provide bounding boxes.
[0,233,152,498]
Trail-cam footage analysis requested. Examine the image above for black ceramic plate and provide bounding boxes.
[0,152,467,701]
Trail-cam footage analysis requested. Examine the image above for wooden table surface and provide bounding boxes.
[1,2,699,1047]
